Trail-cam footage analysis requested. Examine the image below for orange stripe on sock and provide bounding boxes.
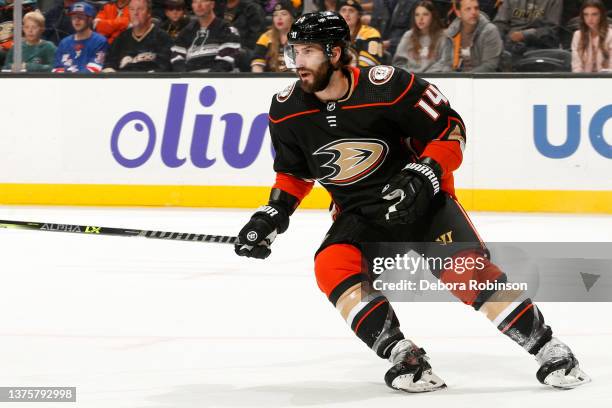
[501,303,534,334]
[354,300,386,333]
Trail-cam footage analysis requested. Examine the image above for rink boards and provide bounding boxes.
[0,75,610,213]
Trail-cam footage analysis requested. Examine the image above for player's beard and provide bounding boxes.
[298,60,335,94]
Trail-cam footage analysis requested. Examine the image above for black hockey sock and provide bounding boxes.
[327,272,405,359]
[496,299,553,355]
[349,296,405,359]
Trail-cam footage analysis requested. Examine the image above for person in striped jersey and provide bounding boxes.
[251,0,296,72]
[337,0,384,66]
[171,0,241,72]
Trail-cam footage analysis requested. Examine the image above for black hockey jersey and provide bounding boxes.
[171,17,240,72]
[268,66,466,215]
[104,24,173,72]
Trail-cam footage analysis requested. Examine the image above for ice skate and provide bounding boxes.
[384,339,446,393]
[535,337,591,389]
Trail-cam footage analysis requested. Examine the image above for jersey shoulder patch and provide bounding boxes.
[275,81,296,103]
[270,80,317,123]
[345,66,415,107]
[368,65,395,85]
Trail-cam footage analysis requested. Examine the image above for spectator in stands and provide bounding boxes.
[393,0,451,72]
[43,0,76,44]
[103,0,173,71]
[338,0,383,66]
[52,2,107,72]
[2,10,56,71]
[447,0,502,71]
[446,0,498,22]
[561,0,612,49]
[564,0,612,25]
[0,0,38,65]
[160,0,190,39]
[493,0,561,61]
[219,0,265,51]
[257,0,302,28]
[251,0,294,72]
[94,0,131,44]
[171,0,240,72]
[370,0,417,55]
[571,0,612,72]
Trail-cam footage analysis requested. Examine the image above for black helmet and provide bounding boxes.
[288,11,350,58]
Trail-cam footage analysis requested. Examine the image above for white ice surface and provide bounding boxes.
[0,206,611,408]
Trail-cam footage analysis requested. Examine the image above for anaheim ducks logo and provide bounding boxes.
[314,139,389,185]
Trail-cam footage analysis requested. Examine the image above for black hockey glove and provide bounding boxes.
[381,158,442,225]
[234,205,286,259]
[235,189,297,259]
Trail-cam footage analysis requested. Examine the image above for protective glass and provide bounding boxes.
[283,44,298,69]
[283,44,328,70]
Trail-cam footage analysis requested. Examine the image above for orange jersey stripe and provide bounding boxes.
[272,173,314,202]
[341,73,415,110]
[269,109,320,124]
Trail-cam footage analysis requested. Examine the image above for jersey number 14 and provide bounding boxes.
[416,85,449,121]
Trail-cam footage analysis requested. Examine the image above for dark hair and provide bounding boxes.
[410,0,445,60]
[578,0,610,67]
[453,0,479,11]
[337,45,354,67]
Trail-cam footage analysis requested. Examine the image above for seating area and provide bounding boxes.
[0,0,610,73]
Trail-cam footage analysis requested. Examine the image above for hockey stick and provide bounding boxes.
[0,219,239,245]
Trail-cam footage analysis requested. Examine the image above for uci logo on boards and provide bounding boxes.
[534,105,612,159]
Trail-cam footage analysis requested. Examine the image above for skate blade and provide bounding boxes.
[391,370,447,393]
[544,367,592,389]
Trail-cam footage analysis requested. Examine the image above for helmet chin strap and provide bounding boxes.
[322,61,336,89]
[314,45,343,92]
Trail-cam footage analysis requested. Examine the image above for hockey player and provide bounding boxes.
[234,11,591,393]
